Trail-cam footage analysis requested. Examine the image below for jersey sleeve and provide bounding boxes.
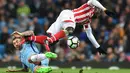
[84,23,100,48]
[83,22,91,30]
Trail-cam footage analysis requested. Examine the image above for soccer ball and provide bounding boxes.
[67,36,80,49]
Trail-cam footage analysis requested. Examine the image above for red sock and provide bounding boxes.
[49,30,66,43]
[28,35,47,44]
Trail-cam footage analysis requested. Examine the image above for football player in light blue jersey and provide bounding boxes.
[7,31,57,73]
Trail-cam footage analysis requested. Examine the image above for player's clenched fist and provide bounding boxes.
[97,47,107,55]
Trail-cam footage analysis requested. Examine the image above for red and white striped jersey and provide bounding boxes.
[73,3,95,24]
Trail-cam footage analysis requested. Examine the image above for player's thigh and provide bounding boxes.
[59,10,76,30]
[47,22,61,35]
[62,22,76,29]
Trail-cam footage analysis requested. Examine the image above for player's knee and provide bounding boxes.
[64,27,74,35]
[28,57,41,65]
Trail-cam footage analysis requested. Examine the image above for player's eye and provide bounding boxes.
[16,40,19,43]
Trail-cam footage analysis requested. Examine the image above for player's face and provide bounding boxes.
[95,7,101,17]
[12,34,22,50]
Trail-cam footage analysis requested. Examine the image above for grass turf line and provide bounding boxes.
[1,68,130,73]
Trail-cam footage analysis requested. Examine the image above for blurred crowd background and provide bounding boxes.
[0,0,130,63]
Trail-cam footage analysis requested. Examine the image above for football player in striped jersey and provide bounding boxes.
[46,0,115,54]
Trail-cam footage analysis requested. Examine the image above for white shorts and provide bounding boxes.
[47,10,76,35]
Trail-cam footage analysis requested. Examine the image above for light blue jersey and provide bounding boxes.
[20,42,49,72]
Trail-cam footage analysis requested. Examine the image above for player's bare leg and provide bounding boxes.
[28,52,57,64]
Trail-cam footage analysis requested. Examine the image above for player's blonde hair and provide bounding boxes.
[11,31,23,40]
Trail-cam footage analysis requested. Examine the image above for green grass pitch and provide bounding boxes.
[1,68,130,73]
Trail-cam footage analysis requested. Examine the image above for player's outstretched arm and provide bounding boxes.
[11,30,34,37]
[84,24,107,55]
[87,0,106,11]
[84,24,100,48]
[21,30,34,37]
[88,0,116,18]
[11,31,48,45]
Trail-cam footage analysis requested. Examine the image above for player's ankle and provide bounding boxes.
[47,37,53,44]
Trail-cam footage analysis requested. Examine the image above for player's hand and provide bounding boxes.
[104,10,116,18]
[22,31,35,40]
[97,47,107,55]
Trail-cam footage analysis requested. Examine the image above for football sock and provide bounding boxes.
[48,30,66,43]
[28,36,47,44]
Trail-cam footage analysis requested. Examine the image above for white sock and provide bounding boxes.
[88,0,106,11]
[30,54,47,62]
